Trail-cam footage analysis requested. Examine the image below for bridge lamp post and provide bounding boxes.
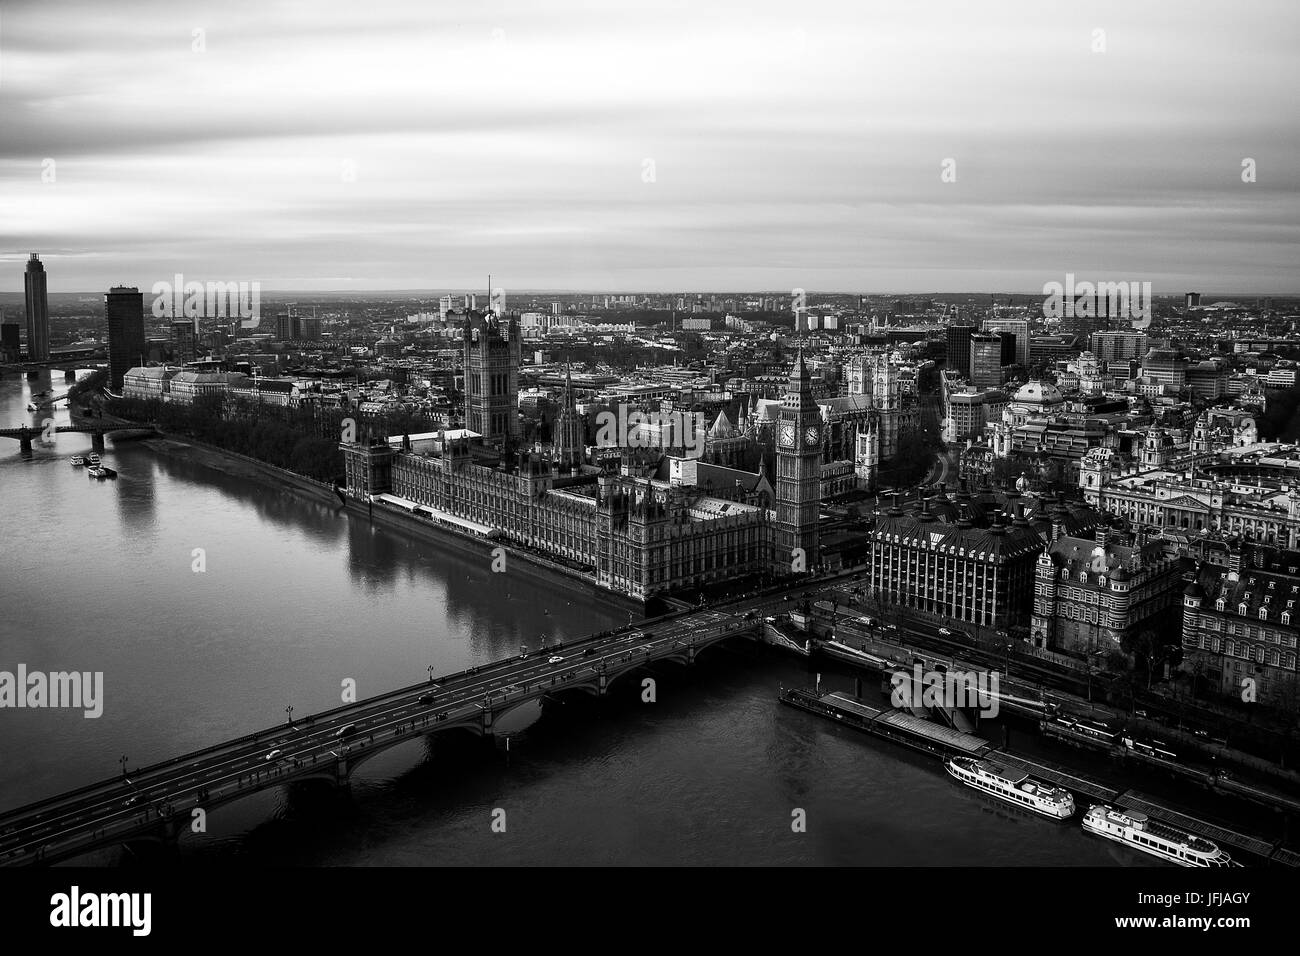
[120,755,128,780]
[285,705,293,726]
[428,665,435,683]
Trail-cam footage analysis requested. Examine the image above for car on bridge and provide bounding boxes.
[263,749,283,761]
[548,655,563,664]
[418,693,436,706]
[335,724,358,739]
[938,627,952,636]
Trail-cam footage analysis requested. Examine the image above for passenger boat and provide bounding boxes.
[69,456,86,467]
[87,466,108,480]
[945,756,1075,819]
[87,453,101,466]
[99,466,118,480]
[1081,804,1239,867]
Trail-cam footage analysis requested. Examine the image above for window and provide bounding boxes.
[1216,599,1226,611]
[1260,608,1269,620]
[1239,603,1248,616]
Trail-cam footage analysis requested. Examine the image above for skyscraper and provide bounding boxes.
[773,351,821,573]
[982,317,1030,366]
[946,324,976,378]
[969,332,1005,389]
[106,286,146,390]
[24,254,50,362]
[463,309,521,446]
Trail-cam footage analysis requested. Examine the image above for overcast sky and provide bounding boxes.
[1,0,1297,294]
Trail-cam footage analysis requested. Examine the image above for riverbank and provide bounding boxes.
[125,425,641,615]
[139,435,341,506]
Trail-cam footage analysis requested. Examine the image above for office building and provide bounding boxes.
[24,254,50,362]
[982,317,1030,366]
[946,324,976,378]
[969,332,1005,389]
[105,286,146,390]
[1090,330,1148,366]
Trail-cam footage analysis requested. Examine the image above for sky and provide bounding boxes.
[0,0,1297,294]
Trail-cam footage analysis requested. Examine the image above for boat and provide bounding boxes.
[87,453,101,465]
[945,756,1075,819]
[99,466,117,480]
[26,403,37,411]
[69,456,86,467]
[1081,804,1239,867]
[87,466,108,480]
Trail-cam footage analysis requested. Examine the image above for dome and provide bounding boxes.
[1012,380,1064,405]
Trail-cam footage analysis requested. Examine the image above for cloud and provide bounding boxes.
[1,0,1297,292]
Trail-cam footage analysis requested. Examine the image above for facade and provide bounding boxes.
[1030,526,1185,653]
[946,388,1007,443]
[105,286,146,390]
[463,310,521,446]
[969,332,1004,389]
[1082,444,1300,548]
[773,352,822,571]
[983,317,1030,366]
[343,436,769,601]
[1090,330,1149,366]
[1182,544,1300,708]
[24,254,50,362]
[946,324,976,378]
[865,499,1044,632]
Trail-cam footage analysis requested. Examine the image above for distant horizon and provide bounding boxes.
[1,285,1297,303]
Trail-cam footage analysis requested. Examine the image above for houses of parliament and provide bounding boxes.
[341,309,822,601]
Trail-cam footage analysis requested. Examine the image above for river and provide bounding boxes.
[0,368,1153,865]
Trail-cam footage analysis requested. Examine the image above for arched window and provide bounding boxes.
[1216,599,1226,611]
[1080,571,1088,583]
[1239,603,1248,616]
[1283,612,1291,626]
[1260,608,1269,620]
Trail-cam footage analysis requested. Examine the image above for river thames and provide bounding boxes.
[0,369,1147,865]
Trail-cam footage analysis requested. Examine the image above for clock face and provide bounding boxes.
[779,423,796,447]
[804,426,820,446]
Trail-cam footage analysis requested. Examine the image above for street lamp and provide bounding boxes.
[428,664,435,683]
[119,755,128,781]
[285,705,294,726]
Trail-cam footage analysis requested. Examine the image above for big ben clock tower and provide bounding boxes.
[773,350,821,574]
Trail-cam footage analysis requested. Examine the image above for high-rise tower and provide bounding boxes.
[773,350,821,573]
[105,286,146,391]
[463,308,521,447]
[24,254,50,362]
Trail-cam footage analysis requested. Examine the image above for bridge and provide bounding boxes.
[0,604,780,866]
[0,422,155,453]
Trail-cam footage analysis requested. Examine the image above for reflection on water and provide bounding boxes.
[1,371,1145,866]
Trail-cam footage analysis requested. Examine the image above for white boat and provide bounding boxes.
[70,456,86,466]
[945,756,1075,819]
[1081,804,1239,867]
[87,453,101,465]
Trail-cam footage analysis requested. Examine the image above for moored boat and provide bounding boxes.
[945,756,1075,819]
[1081,804,1239,867]
[69,456,86,466]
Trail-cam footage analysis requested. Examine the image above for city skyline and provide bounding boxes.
[2,0,1298,294]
